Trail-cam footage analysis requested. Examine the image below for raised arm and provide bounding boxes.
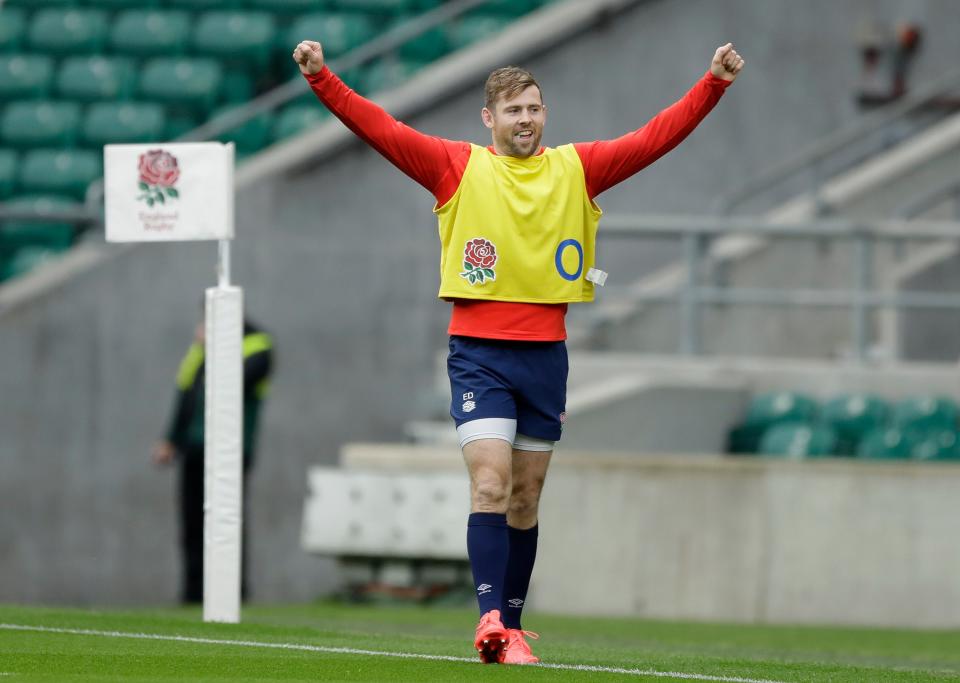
[293,40,469,201]
[576,43,744,199]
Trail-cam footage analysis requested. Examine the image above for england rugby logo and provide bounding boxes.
[137,149,180,207]
[460,238,497,285]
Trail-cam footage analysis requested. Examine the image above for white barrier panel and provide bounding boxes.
[104,142,234,242]
[203,286,243,623]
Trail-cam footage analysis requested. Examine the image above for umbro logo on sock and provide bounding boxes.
[477,583,492,595]
[508,598,524,608]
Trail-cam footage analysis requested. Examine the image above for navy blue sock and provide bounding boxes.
[501,524,538,629]
[466,512,509,616]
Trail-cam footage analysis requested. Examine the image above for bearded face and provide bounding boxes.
[483,85,546,158]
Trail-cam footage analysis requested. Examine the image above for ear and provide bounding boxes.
[481,107,494,130]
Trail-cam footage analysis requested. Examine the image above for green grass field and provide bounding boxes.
[2,602,959,682]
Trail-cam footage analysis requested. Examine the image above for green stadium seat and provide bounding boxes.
[0,246,64,282]
[246,0,333,15]
[165,114,199,141]
[210,106,272,157]
[821,394,889,455]
[168,0,242,8]
[0,8,27,53]
[743,391,818,430]
[92,0,161,8]
[57,56,137,103]
[221,72,256,105]
[471,0,545,16]
[855,427,916,460]
[285,14,378,60]
[18,149,102,200]
[332,0,417,16]
[3,0,77,6]
[892,396,959,434]
[398,26,449,61]
[28,9,109,56]
[192,11,276,69]
[109,10,192,58]
[0,150,17,199]
[0,55,55,100]
[445,16,511,49]
[911,430,960,461]
[759,422,838,458]
[271,105,330,142]
[82,103,167,147]
[362,59,421,94]
[1,101,82,149]
[139,58,223,115]
[0,195,79,253]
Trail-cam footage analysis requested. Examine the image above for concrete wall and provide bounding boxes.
[5,0,960,606]
[336,444,960,628]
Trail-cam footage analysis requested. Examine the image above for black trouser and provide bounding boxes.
[179,449,250,604]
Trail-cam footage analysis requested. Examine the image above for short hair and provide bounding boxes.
[484,66,543,110]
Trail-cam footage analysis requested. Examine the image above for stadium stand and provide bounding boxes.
[0,0,552,283]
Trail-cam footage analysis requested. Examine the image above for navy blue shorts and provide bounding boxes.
[447,335,568,442]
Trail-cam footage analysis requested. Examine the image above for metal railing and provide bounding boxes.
[597,213,960,357]
[717,67,960,216]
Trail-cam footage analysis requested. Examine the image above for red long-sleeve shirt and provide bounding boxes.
[305,66,730,340]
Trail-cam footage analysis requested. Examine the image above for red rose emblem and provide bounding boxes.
[138,149,180,188]
[464,238,497,269]
[459,238,497,285]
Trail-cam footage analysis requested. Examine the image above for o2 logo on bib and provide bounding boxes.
[555,239,584,281]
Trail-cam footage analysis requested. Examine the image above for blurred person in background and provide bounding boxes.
[152,315,274,604]
[294,38,742,664]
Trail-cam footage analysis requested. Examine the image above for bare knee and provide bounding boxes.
[509,477,544,527]
[472,471,510,513]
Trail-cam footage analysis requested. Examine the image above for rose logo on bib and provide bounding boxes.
[460,238,497,285]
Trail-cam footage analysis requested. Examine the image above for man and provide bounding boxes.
[152,316,274,604]
[293,39,743,664]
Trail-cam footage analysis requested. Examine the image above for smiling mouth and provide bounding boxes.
[515,130,534,141]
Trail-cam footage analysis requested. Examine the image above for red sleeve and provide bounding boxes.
[304,67,469,205]
[574,72,731,199]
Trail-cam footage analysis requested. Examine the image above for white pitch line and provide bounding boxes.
[0,623,787,683]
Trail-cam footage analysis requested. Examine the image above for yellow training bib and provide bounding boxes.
[435,143,601,303]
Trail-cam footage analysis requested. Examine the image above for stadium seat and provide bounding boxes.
[0,55,55,100]
[743,391,818,430]
[139,58,223,115]
[3,0,76,6]
[0,150,17,199]
[758,422,837,458]
[18,149,102,200]
[362,59,422,94]
[28,9,109,56]
[892,396,959,434]
[246,0,331,15]
[855,427,915,460]
[109,10,192,58]
[285,14,378,60]
[221,72,256,105]
[471,0,546,16]
[92,0,161,8]
[165,114,199,141]
[82,103,167,148]
[0,195,78,253]
[0,8,27,53]
[192,11,276,70]
[398,26,450,61]
[332,0,418,16]
[0,246,64,282]
[271,105,330,142]
[210,106,272,157]
[821,394,888,455]
[167,0,242,8]
[57,56,137,103]
[1,101,82,149]
[445,16,511,49]
[910,429,960,461]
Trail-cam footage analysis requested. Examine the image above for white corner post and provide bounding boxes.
[104,140,241,622]
[203,236,243,624]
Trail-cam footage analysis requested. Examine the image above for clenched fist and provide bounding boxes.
[710,43,745,82]
[293,40,324,76]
